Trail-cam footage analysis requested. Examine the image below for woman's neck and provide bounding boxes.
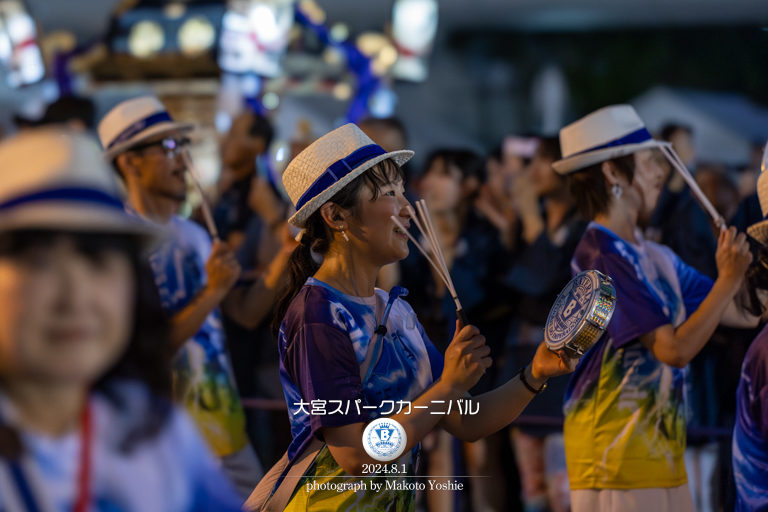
[594,200,639,244]
[2,378,88,437]
[314,248,380,298]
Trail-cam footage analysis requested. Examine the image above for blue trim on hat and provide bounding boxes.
[0,187,125,211]
[573,127,653,156]
[107,111,173,149]
[295,144,387,211]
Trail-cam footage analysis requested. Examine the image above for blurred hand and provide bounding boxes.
[248,176,283,226]
[510,172,540,220]
[278,223,299,253]
[715,226,752,293]
[206,240,241,294]
[474,185,510,233]
[530,342,577,381]
[442,321,492,395]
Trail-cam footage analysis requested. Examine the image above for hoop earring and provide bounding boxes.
[339,226,349,242]
[612,184,623,199]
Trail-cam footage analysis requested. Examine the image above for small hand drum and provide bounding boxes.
[544,270,617,359]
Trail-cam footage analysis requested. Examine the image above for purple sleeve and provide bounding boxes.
[287,323,368,432]
[598,253,672,349]
[744,340,768,438]
[673,252,714,315]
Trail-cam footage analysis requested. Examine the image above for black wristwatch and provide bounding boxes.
[519,365,547,394]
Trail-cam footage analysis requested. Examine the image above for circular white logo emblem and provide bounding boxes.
[363,418,407,462]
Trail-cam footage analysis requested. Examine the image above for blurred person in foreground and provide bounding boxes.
[556,105,759,512]
[0,129,242,511]
[401,149,515,512]
[502,137,587,512]
[732,157,768,512]
[98,96,292,497]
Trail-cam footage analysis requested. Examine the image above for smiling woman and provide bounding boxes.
[249,124,575,512]
[0,128,244,511]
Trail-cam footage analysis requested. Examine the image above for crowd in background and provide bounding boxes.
[2,92,767,512]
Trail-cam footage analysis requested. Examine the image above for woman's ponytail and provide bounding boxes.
[271,213,330,337]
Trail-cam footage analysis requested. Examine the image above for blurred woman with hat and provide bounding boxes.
[555,105,759,511]
[0,128,243,511]
[249,123,575,511]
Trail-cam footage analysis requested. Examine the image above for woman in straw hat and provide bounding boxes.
[553,105,759,512]
[255,124,575,511]
[732,147,768,512]
[0,128,243,511]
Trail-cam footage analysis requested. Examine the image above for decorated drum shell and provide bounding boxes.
[544,270,616,358]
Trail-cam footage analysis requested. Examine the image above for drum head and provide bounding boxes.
[544,271,599,351]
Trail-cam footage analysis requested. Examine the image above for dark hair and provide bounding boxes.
[660,123,692,142]
[537,137,562,162]
[0,230,172,451]
[567,155,635,219]
[272,159,405,337]
[40,96,96,129]
[423,149,486,183]
[358,117,408,147]
[744,245,768,317]
[249,112,274,150]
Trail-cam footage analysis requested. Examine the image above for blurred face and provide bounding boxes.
[527,151,562,197]
[347,175,413,267]
[129,130,189,202]
[670,129,695,167]
[221,112,267,179]
[0,237,134,385]
[628,149,665,215]
[420,156,462,213]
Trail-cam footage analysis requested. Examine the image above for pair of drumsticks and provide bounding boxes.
[391,200,468,328]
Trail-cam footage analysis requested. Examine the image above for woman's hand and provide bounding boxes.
[529,342,577,385]
[442,321,492,395]
[715,226,752,294]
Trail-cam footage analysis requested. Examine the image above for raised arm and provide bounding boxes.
[222,224,295,329]
[168,240,240,352]
[640,227,753,368]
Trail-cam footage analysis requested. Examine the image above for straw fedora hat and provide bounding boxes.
[98,96,193,160]
[0,128,162,249]
[282,123,414,228]
[553,105,670,175]
[747,144,768,244]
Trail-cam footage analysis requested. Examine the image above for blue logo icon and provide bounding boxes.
[363,418,407,461]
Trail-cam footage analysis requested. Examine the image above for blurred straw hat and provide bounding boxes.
[553,105,670,175]
[282,123,413,228]
[747,144,768,244]
[0,127,162,250]
[98,96,193,160]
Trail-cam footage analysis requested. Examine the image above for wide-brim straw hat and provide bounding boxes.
[0,128,163,251]
[98,96,193,160]
[747,145,768,244]
[282,123,414,228]
[553,104,670,175]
